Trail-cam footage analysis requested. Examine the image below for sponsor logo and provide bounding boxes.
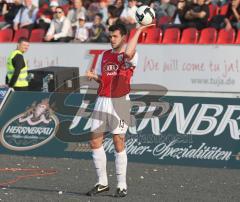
[0,90,7,98]
[0,99,59,151]
[104,63,119,75]
[0,87,8,100]
[70,101,240,140]
[103,138,232,161]
[97,186,108,192]
[0,87,10,111]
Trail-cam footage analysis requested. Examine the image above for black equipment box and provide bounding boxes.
[28,66,79,92]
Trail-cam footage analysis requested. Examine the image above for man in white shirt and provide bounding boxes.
[67,0,86,28]
[120,0,138,31]
[44,6,73,42]
[13,0,38,30]
[73,14,89,42]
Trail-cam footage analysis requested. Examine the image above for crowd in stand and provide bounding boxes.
[0,0,239,42]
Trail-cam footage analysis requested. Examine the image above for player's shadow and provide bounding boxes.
[6,186,114,198]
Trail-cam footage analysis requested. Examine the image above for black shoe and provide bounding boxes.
[114,188,127,197]
[86,184,110,196]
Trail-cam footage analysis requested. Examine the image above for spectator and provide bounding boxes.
[173,0,188,25]
[67,0,86,28]
[86,0,100,22]
[0,0,23,29]
[120,0,138,31]
[58,0,70,6]
[44,6,73,42]
[183,0,209,29]
[208,0,237,30]
[225,0,240,29]
[36,0,59,31]
[82,0,92,10]
[32,0,39,7]
[106,5,121,28]
[137,0,154,7]
[113,0,124,17]
[152,0,177,21]
[99,0,109,23]
[72,13,89,42]
[206,0,229,7]
[13,0,38,30]
[0,0,8,16]
[158,0,186,29]
[86,0,110,23]
[89,13,108,42]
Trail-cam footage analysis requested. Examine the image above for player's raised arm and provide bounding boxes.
[124,24,155,59]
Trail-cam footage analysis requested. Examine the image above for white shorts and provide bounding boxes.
[91,95,131,134]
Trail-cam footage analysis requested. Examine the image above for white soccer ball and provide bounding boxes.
[135,5,155,26]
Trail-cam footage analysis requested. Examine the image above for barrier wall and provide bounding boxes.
[1,44,240,168]
[0,43,239,92]
[1,89,240,168]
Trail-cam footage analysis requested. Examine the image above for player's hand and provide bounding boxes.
[44,35,54,41]
[13,23,18,31]
[138,23,156,31]
[85,70,97,80]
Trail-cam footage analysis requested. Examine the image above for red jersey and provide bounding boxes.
[96,50,138,98]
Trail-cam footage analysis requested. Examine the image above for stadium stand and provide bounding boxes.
[0,15,4,22]
[0,29,13,42]
[12,28,29,42]
[158,16,172,27]
[143,27,162,44]
[216,28,236,44]
[198,27,217,44]
[208,4,219,22]
[219,3,229,15]
[161,27,181,44]
[180,27,199,44]
[29,28,45,42]
[0,0,238,44]
[128,28,145,43]
[235,30,240,44]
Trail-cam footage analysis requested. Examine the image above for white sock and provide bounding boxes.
[92,146,108,186]
[115,150,127,190]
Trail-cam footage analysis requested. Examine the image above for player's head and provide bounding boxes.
[109,23,128,50]
[17,37,29,53]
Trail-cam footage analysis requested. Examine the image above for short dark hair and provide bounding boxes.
[107,5,118,18]
[95,13,103,19]
[109,23,128,36]
[56,6,64,12]
[18,37,29,43]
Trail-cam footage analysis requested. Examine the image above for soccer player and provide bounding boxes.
[86,23,152,197]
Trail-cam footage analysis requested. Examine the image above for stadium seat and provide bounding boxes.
[219,4,229,15]
[62,4,70,15]
[143,28,162,44]
[0,15,4,22]
[29,29,45,42]
[158,16,172,27]
[208,4,219,21]
[198,27,217,44]
[127,28,145,43]
[12,28,29,42]
[161,27,180,44]
[180,28,199,44]
[216,28,236,44]
[235,30,240,44]
[0,29,13,42]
